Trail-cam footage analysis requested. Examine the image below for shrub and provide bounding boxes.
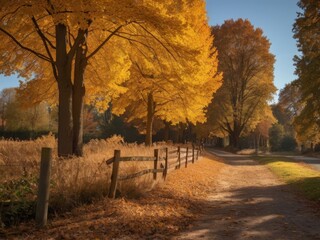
[314,143,320,152]
[0,177,38,226]
[280,136,298,151]
[269,123,284,151]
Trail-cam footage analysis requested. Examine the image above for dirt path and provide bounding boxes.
[175,149,320,240]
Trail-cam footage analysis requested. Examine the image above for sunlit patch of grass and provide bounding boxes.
[253,156,320,202]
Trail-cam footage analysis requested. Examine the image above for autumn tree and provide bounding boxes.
[293,0,320,145]
[112,1,221,145]
[0,1,213,156]
[269,123,285,151]
[0,88,50,131]
[272,82,302,138]
[208,19,276,149]
[0,88,15,130]
[252,106,276,152]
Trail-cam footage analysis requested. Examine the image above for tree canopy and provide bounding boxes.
[112,1,222,145]
[293,0,320,144]
[208,19,276,148]
[0,0,216,155]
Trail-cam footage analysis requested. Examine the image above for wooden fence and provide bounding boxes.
[106,145,202,198]
[1,145,202,227]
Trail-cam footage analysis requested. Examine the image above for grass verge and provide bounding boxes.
[1,152,224,240]
[252,156,320,202]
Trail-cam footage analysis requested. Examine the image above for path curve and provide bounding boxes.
[283,155,320,170]
[175,149,320,240]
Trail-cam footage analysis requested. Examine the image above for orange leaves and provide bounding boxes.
[208,19,276,142]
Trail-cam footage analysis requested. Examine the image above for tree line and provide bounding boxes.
[0,0,318,155]
[267,0,320,153]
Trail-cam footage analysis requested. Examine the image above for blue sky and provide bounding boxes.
[0,1,300,101]
[206,0,300,100]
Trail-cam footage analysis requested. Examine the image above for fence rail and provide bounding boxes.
[1,144,203,226]
[106,145,202,198]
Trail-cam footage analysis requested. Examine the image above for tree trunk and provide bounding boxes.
[255,133,260,154]
[229,120,241,149]
[145,93,155,146]
[72,29,87,156]
[56,24,73,157]
[178,123,183,143]
[229,131,240,149]
[163,121,170,141]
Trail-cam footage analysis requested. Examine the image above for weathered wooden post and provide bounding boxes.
[36,147,52,227]
[153,149,159,180]
[178,146,181,169]
[162,148,168,180]
[108,150,121,199]
[192,145,195,163]
[185,147,188,168]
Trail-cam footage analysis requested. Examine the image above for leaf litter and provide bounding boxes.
[1,153,224,240]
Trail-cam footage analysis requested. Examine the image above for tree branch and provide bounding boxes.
[31,16,58,80]
[87,24,126,60]
[0,4,32,22]
[31,16,56,50]
[135,23,177,61]
[0,27,52,62]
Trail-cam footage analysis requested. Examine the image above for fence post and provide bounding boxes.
[108,150,121,199]
[178,146,181,169]
[36,147,52,227]
[163,147,168,179]
[192,145,195,163]
[185,147,188,168]
[153,149,159,180]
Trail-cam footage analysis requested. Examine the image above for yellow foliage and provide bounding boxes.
[112,0,222,127]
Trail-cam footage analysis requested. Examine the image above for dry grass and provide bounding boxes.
[0,135,176,225]
[2,152,224,239]
[0,134,56,180]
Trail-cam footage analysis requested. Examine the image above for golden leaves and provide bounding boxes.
[0,0,221,132]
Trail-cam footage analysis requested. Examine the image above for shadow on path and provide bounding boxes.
[175,149,320,240]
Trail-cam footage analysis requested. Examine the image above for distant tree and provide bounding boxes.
[0,88,15,130]
[279,82,301,136]
[269,123,285,152]
[280,136,297,152]
[0,88,50,131]
[278,82,302,120]
[209,19,276,149]
[293,0,320,143]
[252,107,276,152]
[271,104,289,126]
[83,106,99,138]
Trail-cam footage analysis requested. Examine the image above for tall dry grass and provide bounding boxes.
[0,134,171,225]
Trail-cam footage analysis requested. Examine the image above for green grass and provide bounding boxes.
[252,156,320,202]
